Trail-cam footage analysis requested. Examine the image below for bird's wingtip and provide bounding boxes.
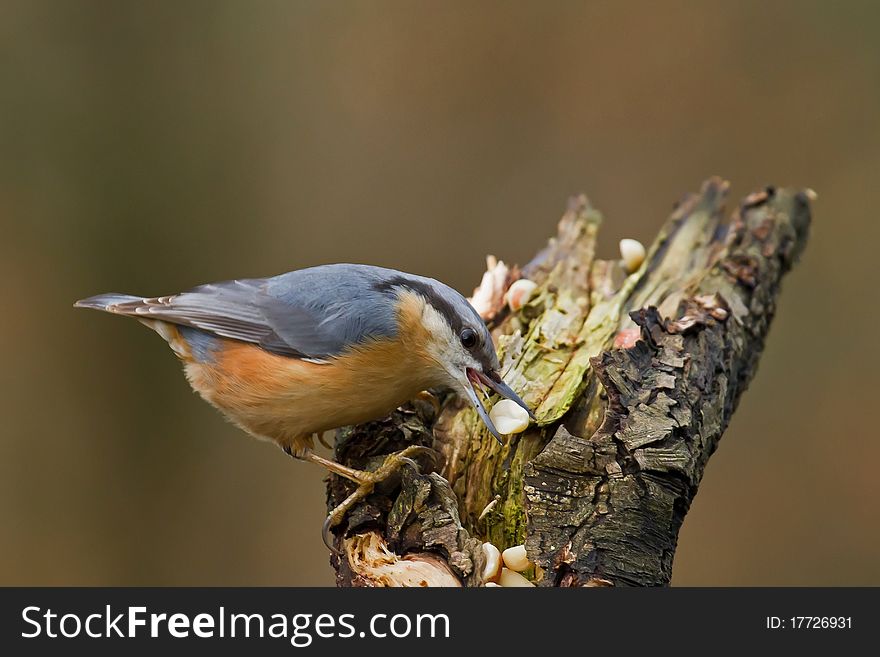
[73,293,141,312]
[73,296,102,310]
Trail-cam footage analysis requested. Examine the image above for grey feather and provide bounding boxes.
[74,264,482,360]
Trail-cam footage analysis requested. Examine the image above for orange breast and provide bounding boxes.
[179,291,444,449]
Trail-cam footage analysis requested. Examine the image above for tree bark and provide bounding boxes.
[326,178,812,587]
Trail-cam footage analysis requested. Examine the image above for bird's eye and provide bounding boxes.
[460,327,478,349]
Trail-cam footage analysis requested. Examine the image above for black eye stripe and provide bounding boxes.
[371,276,490,358]
[373,277,467,336]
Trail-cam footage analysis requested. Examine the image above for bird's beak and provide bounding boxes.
[464,367,536,445]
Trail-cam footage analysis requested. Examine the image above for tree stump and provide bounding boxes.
[326,177,812,587]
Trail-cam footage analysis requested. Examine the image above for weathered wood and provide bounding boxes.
[327,178,812,587]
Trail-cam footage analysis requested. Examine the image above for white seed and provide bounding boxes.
[619,238,646,273]
[484,582,502,587]
[499,567,535,587]
[482,542,502,583]
[505,278,538,311]
[488,399,530,435]
[501,544,531,572]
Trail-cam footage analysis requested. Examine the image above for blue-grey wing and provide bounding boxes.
[260,265,400,357]
[87,264,400,359]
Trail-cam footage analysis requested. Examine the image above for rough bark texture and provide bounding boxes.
[326,178,812,587]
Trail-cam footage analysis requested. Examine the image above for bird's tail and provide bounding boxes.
[73,293,145,314]
[74,292,197,359]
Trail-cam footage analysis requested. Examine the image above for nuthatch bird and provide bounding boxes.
[75,264,533,543]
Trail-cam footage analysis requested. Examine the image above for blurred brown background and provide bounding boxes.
[1,0,877,586]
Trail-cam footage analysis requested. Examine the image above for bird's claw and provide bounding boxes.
[317,432,334,451]
[413,390,443,418]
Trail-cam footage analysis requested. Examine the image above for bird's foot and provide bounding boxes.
[320,445,436,553]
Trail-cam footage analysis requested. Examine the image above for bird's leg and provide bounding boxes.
[288,443,434,486]
[294,445,436,552]
[282,438,435,551]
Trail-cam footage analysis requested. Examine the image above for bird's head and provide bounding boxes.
[378,273,535,443]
